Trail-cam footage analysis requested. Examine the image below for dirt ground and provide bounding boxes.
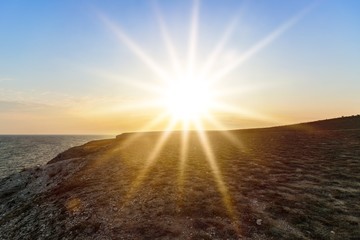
[0,126,359,239]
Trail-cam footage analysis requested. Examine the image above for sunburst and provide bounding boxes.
[97,0,315,221]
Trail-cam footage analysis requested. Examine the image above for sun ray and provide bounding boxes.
[101,99,163,115]
[212,101,280,125]
[194,119,236,219]
[214,82,274,99]
[200,17,237,76]
[211,4,316,82]
[203,113,245,149]
[91,69,164,94]
[153,1,182,74]
[187,0,200,73]
[99,14,170,81]
[122,118,178,203]
[120,112,171,149]
[177,119,190,205]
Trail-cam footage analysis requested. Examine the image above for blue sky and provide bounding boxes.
[0,0,359,134]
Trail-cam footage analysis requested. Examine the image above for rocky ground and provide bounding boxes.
[0,116,359,239]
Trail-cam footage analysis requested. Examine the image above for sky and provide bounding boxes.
[0,0,359,134]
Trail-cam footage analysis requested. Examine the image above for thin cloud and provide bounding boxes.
[0,77,13,82]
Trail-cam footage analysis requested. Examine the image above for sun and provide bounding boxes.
[162,74,214,121]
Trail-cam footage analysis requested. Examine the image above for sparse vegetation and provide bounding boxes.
[0,117,359,239]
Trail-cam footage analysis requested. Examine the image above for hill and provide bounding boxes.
[231,114,360,133]
[276,114,360,131]
[0,115,359,239]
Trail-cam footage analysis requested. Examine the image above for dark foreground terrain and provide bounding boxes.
[0,116,359,239]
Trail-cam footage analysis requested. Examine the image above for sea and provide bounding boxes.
[0,135,111,179]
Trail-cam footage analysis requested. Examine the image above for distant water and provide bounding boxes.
[0,135,111,179]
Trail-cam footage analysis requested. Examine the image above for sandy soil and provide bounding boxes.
[0,125,359,239]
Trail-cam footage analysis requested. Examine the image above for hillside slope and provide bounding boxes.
[0,116,359,239]
[282,115,360,131]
